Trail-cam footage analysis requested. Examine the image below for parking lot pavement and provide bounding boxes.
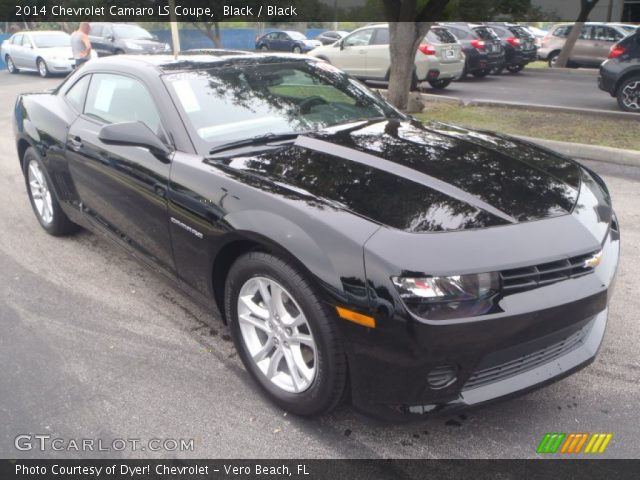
[426,68,619,112]
[1,72,639,460]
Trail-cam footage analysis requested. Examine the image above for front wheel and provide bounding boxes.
[24,148,78,236]
[6,55,19,73]
[548,51,559,68]
[428,78,452,89]
[507,64,524,73]
[225,252,347,416]
[37,58,50,78]
[292,45,302,54]
[260,45,269,51]
[617,76,640,113]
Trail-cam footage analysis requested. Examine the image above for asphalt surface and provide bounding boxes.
[426,68,620,112]
[1,71,639,460]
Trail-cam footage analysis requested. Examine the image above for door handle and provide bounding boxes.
[68,135,83,151]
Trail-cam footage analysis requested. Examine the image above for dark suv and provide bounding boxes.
[485,23,537,74]
[440,23,505,78]
[598,30,640,112]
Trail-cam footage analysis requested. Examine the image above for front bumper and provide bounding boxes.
[345,199,619,418]
[48,59,75,72]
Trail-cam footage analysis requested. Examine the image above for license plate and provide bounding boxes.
[444,49,455,59]
[489,44,497,53]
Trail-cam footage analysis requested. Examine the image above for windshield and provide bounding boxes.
[164,60,401,146]
[113,25,153,40]
[32,33,71,48]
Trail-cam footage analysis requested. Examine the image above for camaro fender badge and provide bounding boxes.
[584,251,603,269]
[170,217,204,239]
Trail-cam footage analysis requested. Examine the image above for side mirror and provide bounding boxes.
[98,121,172,160]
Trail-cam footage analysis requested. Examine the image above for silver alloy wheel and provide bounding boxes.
[293,46,302,54]
[549,54,558,67]
[7,56,15,73]
[28,160,54,225]
[237,276,317,393]
[621,80,640,111]
[38,59,47,77]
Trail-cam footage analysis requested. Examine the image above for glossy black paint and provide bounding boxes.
[14,54,619,417]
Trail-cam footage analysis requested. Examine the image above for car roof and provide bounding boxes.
[15,31,68,36]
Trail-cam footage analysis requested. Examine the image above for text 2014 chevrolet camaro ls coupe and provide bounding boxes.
[14,53,619,418]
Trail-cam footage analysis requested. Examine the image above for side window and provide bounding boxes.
[22,35,33,47]
[12,34,22,45]
[84,74,162,134]
[90,24,102,37]
[371,28,389,45]
[579,26,592,40]
[554,26,569,38]
[102,25,113,39]
[343,29,374,47]
[65,75,91,112]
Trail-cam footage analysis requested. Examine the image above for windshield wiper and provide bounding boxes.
[208,131,312,155]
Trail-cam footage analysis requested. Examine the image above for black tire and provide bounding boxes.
[260,45,269,51]
[225,251,347,416]
[507,64,524,74]
[37,58,50,78]
[23,148,78,236]
[410,71,420,91]
[616,76,640,113]
[6,55,19,73]
[548,51,559,68]
[472,69,490,78]
[428,78,452,89]
[490,66,504,75]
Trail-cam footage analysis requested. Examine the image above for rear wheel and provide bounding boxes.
[23,148,78,236]
[225,252,347,416]
[490,66,504,75]
[507,64,524,73]
[260,45,269,51]
[6,55,18,73]
[548,51,560,68]
[617,76,640,113]
[428,78,452,89]
[37,58,50,78]
[472,69,490,78]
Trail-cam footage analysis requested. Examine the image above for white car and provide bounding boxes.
[308,24,465,89]
[1,31,75,77]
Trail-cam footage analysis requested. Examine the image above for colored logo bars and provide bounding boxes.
[537,433,613,454]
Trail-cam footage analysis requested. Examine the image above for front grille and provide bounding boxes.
[463,326,588,390]
[500,251,597,293]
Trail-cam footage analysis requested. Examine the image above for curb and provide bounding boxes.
[514,135,640,168]
[420,94,639,120]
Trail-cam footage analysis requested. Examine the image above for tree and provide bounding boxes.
[383,0,450,111]
[554,0,601,68]
[192,22,223,48]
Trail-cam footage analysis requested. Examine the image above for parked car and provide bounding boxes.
[255,31,321,53]
[598,29,640,112]
[309,24,465,89]
[610,23,638,35]
[13,53,619,418]
[439,23,505,78]
[523,25,548,47]
[89,23,170,56]
[1,31,74,77]
[315,30,349,45]
[485,23,537,73]
[538,23,629,68]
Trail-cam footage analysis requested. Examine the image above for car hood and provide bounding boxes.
[218,119,585,233]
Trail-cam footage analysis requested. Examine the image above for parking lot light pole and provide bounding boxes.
[168,0,180,58]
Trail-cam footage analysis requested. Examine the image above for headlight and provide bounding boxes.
[125,41,143,50]
[392,273,500,320]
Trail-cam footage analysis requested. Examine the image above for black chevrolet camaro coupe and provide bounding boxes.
[14,53,619,418]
